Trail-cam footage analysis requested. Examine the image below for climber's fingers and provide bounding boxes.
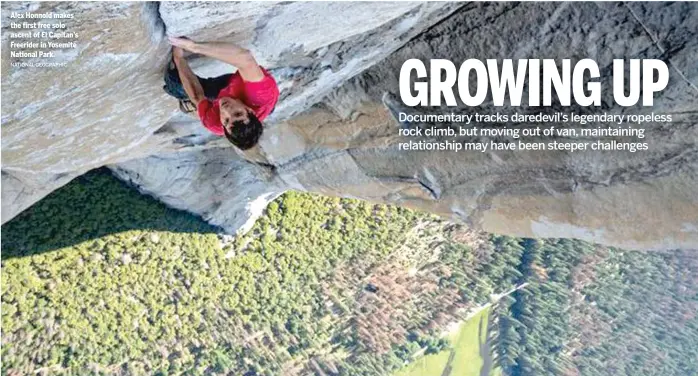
[168,36,196,51]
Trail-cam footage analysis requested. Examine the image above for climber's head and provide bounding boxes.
[219,97,263,150]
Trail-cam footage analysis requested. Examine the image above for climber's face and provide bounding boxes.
[219,97,251,132]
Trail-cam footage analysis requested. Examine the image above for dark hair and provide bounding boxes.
[223,112,263,150]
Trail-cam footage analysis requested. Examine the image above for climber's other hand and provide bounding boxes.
[172,46,185,60]
[168,36,196,52]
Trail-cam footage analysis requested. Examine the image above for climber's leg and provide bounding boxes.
[163,59,189,99]
[163,59,198,113]
[163,58,233,113]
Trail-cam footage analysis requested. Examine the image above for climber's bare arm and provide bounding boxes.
[172,47,205,105]
[169,37,265,82]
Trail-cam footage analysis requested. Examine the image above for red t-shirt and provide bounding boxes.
[197,68,279,136]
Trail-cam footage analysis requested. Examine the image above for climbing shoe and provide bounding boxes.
[178,99,196,114]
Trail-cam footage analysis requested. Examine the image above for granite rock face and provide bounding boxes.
[3,2,697,250]
[1,2,171,222]
[1,1,461,222]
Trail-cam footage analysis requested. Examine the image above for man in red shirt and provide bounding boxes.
[164,37,279,150]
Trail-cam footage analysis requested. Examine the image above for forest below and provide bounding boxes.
[2,169,697,375]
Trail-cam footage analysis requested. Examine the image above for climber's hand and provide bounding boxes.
[168,36,197,52]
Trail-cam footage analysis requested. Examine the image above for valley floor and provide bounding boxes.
[2,169,697,376]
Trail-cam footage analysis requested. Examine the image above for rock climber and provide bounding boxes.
[163,36,279,150]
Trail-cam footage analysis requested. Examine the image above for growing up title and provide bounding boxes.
[399,59,669,107]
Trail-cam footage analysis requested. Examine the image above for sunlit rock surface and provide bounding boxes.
[2,2,697,250]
